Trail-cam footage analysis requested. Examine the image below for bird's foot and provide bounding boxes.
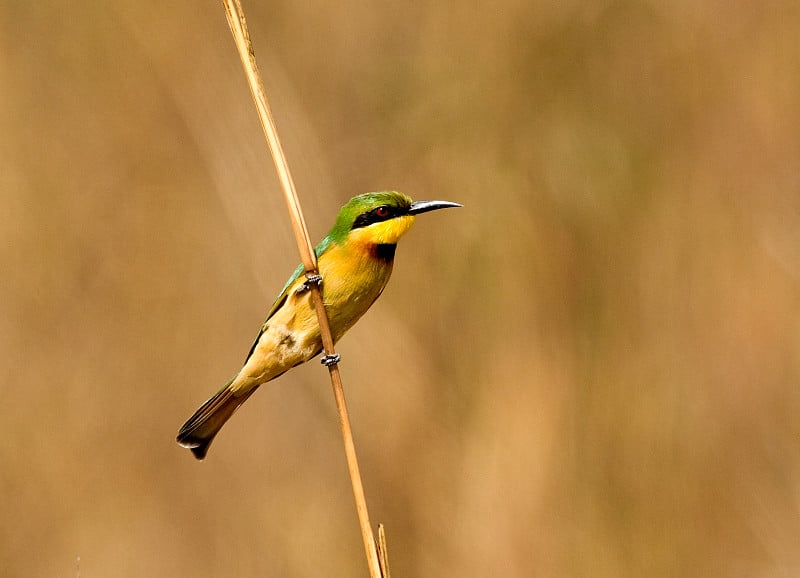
[296,273,323,294]
[320,353,341,366]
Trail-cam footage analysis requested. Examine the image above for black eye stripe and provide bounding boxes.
[351,205,409,229]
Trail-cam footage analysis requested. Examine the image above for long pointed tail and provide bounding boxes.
[176,382,256,460]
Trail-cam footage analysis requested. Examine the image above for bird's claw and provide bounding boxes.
[320,353,340,366]
[296,273,323,294]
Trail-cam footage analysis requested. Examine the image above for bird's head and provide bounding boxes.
[328,191,462,249]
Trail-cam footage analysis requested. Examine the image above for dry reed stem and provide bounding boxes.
[377,524,391,578]
[220,1,385,576]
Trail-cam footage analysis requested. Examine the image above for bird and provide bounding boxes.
[177,191,461,459]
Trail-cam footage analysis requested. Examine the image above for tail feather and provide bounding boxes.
[177,382,256,460]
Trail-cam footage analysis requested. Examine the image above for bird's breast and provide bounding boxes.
[318,241,395,339]
[231,239,397,394]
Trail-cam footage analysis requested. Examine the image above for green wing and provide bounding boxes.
[241,237,332,364]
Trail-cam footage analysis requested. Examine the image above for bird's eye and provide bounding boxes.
[374,206,390,218]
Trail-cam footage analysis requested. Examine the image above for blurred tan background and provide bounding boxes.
[2,1,800,576]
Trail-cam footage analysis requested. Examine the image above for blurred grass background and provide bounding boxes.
[2,1,800,576]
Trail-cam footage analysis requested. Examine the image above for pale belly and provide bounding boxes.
[229,251,393,395]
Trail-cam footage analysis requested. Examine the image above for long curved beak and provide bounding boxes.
[408,200,463,215]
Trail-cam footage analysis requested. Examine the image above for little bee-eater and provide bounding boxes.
[177,191,461,459]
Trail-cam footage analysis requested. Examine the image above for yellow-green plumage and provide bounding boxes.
[177,191,460,459]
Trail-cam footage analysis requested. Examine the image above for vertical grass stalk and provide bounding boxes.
[220,1,386,576]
